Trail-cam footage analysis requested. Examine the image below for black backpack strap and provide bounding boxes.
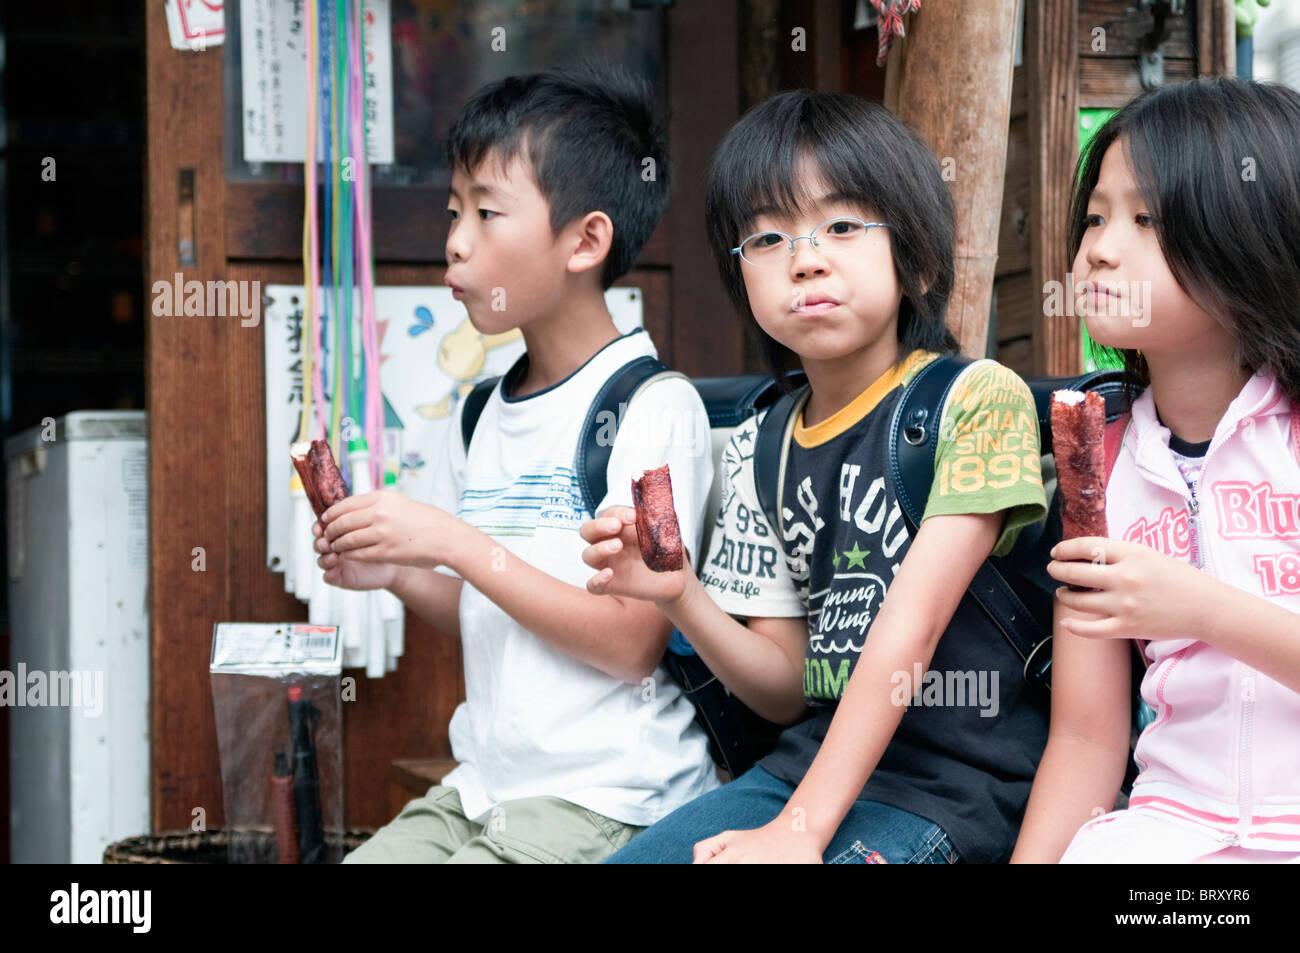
[574,355,681,515]
[887,354,1052,683]
[753,377,809,535]
[889,354,974,527]
[460,376,499,453]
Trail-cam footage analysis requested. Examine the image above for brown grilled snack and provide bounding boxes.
[291,439,350,521]
[1050,390,1109,540]
[631,465,684,572]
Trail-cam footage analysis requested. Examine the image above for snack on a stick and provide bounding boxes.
[290,439,350,521]
[1049,390,1109,540]
[631,465,684,572]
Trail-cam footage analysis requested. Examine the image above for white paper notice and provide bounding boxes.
[240,0,394,164]
[211,622,343,675]
[166,0,226,51]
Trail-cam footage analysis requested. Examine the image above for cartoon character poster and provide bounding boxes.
[263,285,643,577]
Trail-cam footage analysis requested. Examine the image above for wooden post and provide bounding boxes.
[1029,0,1079,376]
[1198,0,1236,76]
[886,0,1022,358]
[669,0,745,377]
[145,10,230,832]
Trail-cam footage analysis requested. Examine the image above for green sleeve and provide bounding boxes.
[920,361,1047,557]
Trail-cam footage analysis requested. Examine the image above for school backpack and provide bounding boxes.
[461,352,1131,779]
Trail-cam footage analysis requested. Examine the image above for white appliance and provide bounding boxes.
[5,411,149,863]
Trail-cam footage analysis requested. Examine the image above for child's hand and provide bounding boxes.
[312,518,400,589]
[315,548,400,591]
[1047,537,1215,642]
[692,820,824,864]
[580,507,689,605]
[316,490,462,572]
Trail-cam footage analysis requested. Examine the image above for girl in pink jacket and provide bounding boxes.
[1012,77,1300,864]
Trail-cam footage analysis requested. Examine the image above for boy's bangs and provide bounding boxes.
[449,120,524,179]
[720,136,813,234]
[722,131,879,236]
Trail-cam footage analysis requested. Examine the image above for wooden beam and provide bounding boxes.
[1197,0,1236,76]
[669,0,744,377]
[145,12,230,832]
[739,0,782,111]
[1078,56,1195,107]
[1028,0,1080,375]
[812,0,843,91]
[1078,2,1199,108]
[888,0,1022,358]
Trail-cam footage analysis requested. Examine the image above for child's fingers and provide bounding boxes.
[586,567,615,594]
[331,528,381,554]
[323,505,376,541]
[1053,587,1109,615]
[1058,615,1124,640]
[580,538,624,569]
[1046,559,1108,588]
[317,552,339,570]
[320,493,369,525]
[1050,536,1119,562]
[692,833,729,864]
[341,543,389,564]
[315,535,331,554]
[579,515,626,544]
[312,520,323,538]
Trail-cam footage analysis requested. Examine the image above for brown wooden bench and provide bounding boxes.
[389,758,460,819]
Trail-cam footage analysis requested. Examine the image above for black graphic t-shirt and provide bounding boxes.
[700,351,1050,863]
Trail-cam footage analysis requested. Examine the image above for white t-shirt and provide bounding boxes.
[428,328,720,826]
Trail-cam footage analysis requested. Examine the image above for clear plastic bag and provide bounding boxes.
[209,623,344,863]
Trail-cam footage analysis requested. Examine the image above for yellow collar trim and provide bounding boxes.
[793,350,939,448]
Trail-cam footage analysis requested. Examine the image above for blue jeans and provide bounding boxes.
[604,765,960,864]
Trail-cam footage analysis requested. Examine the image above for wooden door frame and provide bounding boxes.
[1028,0,1234,376]
[145,3,740,832]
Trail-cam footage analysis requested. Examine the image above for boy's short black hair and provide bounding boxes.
[705,90,958,382]
[447,62,669,290]
[1069,77,1300,402]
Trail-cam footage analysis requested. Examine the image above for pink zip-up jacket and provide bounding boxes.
[1104,370,1300,852]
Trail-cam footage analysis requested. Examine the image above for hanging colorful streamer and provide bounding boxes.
[292,0,399,678]
[294,0,382,488]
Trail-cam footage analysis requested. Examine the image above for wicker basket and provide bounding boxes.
[103,827,374,864]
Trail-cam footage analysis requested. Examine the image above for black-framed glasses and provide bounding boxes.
[730,217,891,266]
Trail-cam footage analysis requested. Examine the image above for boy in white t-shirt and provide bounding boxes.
[318,64,718,863]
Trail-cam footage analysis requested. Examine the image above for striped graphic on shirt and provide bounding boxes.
[459,465,587,536]
[1128,780,1300,846]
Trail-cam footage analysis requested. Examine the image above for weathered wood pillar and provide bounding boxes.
[885,0,1022,358]
[1198,0,1236,77]
[145,7,230,831]
[1028,0,1079,376]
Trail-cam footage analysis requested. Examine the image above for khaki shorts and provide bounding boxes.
[342,785,644,864]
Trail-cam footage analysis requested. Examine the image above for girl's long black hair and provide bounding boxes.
[1069,77,1300,401]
